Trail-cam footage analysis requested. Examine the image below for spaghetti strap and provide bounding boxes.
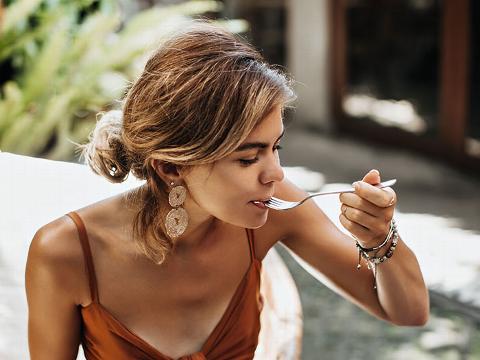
[65,211,99,303]
[246,228,257,262]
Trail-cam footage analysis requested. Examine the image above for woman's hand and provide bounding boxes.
[338,169,396,250]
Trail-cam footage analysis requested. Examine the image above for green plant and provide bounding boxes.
[0,0,248,160]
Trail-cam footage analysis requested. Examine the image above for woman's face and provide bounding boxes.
[182,105,285,229]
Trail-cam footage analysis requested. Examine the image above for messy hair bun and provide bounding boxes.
[80,110,132,183]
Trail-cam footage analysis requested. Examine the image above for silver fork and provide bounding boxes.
[264,179,397,211]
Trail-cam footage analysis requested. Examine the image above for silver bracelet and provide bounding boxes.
[355,219,395,253]
[356,219,399,290]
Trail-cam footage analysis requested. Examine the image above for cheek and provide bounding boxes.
[190,175,248,211]
[187,172,268,227]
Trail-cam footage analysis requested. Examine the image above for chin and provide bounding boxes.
[248,222,267,229]
[246,212,269,229]
[217,202,270,228]
[222,211,268,229]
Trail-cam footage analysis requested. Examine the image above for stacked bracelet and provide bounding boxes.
[355,218,399,290]
[356,220,395,253]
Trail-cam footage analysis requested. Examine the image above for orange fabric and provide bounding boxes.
[66,211,263,360]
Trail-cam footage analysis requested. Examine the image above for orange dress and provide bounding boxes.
[66,211,263,360]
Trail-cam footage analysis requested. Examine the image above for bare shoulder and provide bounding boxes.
[28,189,126,262]
[29,215,83,266]
[26,215,88,357]
[26,214,87,305]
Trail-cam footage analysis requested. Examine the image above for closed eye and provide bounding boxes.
[238,143,282,166]
[239,158,259,165]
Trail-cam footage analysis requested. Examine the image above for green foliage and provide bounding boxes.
[0,0,248,160]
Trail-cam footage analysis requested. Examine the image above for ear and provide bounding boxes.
[150,159,182,185]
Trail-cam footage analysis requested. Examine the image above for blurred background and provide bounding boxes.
[1,0,480,359]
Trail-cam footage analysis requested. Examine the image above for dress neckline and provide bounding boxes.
[81,259,261,359]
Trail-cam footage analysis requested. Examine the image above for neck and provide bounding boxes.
[173,193,222,251]
[172,214,218,253]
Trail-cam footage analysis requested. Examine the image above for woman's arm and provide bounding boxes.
[271,171,429,326]
[25,223,83,359]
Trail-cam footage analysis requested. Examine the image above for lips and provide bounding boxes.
[251,201,268,209]
[250,196,271,210]
[253,199,270,203]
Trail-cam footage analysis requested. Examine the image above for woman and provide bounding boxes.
[25,23,429,359]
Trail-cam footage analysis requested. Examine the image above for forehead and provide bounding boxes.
[246,105,284,139]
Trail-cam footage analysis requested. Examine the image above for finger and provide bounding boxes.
[353,181,397,208]
[339,192,382,217]
[339,213,371,239]
[382,187,397,207]
[341,205,385,234]
[340,192,396,221]
[361,169,381,185]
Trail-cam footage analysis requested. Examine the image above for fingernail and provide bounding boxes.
[352,181,359,189]
[372,169,380,175]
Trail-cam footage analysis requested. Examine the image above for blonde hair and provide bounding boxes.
[79,22,295,264]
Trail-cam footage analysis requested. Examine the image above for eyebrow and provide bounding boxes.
[235,128,285,152]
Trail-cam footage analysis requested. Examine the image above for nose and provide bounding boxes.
[260,155,284,184]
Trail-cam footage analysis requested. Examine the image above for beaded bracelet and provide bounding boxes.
[355,218,396,270]
[356,219,395,253]
[356,218,399,290]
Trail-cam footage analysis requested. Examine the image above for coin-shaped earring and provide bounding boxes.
[165,182,188,238]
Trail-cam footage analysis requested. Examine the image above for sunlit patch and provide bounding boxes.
[343,94,427,134]
[465,137,480,158]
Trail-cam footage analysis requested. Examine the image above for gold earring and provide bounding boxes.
[165,181,188,238]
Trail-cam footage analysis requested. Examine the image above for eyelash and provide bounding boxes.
[239,144,283,166]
